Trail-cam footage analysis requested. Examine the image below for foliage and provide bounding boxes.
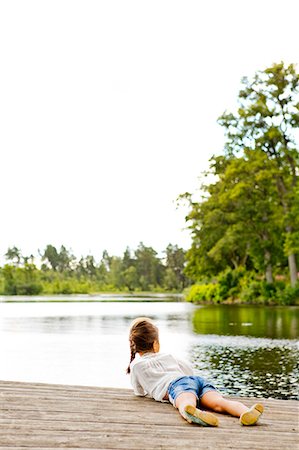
[0,242,191,295]
[2,264,43,295]
[5,247,22,266]
[186,270,299,305]
[218,62,299,286]
[42,245,76,272]
[183,150,285,282]
[185,283,220,303]
[280,283,299,305]
[164,244,189,290]
[181,62,299,305]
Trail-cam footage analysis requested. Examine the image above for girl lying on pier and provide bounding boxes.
[127,317,264,427]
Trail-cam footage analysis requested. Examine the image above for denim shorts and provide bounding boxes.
[167,376,217,407]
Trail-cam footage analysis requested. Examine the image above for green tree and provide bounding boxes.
[2,263,42,295]
[76,255,97,278]
[182,151,284,283]
[42,245,60,271]
[5,246,22,266]
[76,257,87,277]
[284,183,299,259]
[122,266,138,291]
[57,245,75,272]
[218,62,299,285]
[108,256,123,289]
[214,151,283,282]
[135,242,163,290]
[101,250,112,271]
[122,247,134,271]
[121,247,138,291]
[164,244,189,290]
[85,255,97,277]
[2,265,17,294]
[42,245,75,273]
[94,250,112,286]
[97,261,108,285]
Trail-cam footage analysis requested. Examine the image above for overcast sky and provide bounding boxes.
[1,0,298,262]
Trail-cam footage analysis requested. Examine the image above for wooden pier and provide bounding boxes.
[0,380,298,449]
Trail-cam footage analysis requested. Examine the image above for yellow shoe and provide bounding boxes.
[240,404,264,426]
[184,405,219,427]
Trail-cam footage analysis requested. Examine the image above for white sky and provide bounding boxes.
[1,0,298,262]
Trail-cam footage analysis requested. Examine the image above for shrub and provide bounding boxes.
[185,283,219,303]
[216,267,245,299]
[16,283,43,295]
[278,283,299,305]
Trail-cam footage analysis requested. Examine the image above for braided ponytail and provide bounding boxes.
[126,317,159,374]
[127,340,136,374]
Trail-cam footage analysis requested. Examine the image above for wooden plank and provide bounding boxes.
[0,434,296,450]
[0,423,297,441]
[0,380,297,450]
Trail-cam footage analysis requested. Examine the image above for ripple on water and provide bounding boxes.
[190,335,299,400]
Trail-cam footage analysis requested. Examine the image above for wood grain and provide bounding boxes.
[0,380,298,449]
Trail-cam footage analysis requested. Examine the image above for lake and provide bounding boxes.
[1,296,298,400]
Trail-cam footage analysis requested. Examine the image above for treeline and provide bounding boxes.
[182,62,299,305]
[0,243,191,295]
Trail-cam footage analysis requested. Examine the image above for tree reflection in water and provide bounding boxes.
[190,304,299,399]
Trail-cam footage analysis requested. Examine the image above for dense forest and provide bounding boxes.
[0,243,190,295]
[182,62,299,305]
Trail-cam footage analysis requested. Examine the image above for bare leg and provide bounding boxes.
[200,391,263,425]
[200,391,248,417]
[174,392,197,419]
[175,392,218,426]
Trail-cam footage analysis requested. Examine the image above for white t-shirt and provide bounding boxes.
[130,352,194,402]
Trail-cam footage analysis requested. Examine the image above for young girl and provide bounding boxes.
[127,317,263,426]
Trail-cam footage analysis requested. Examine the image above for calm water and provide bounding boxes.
[1,297,298,400]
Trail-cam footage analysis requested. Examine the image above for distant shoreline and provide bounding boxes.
[0,292,184,303]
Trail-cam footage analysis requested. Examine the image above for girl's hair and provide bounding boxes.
[126,317,159,374]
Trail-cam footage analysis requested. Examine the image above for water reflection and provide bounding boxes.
[1,313,193,335]
[192,305,299,339]
[1,301,298,399]
[190,305,299,399]
[190,338,298,400]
